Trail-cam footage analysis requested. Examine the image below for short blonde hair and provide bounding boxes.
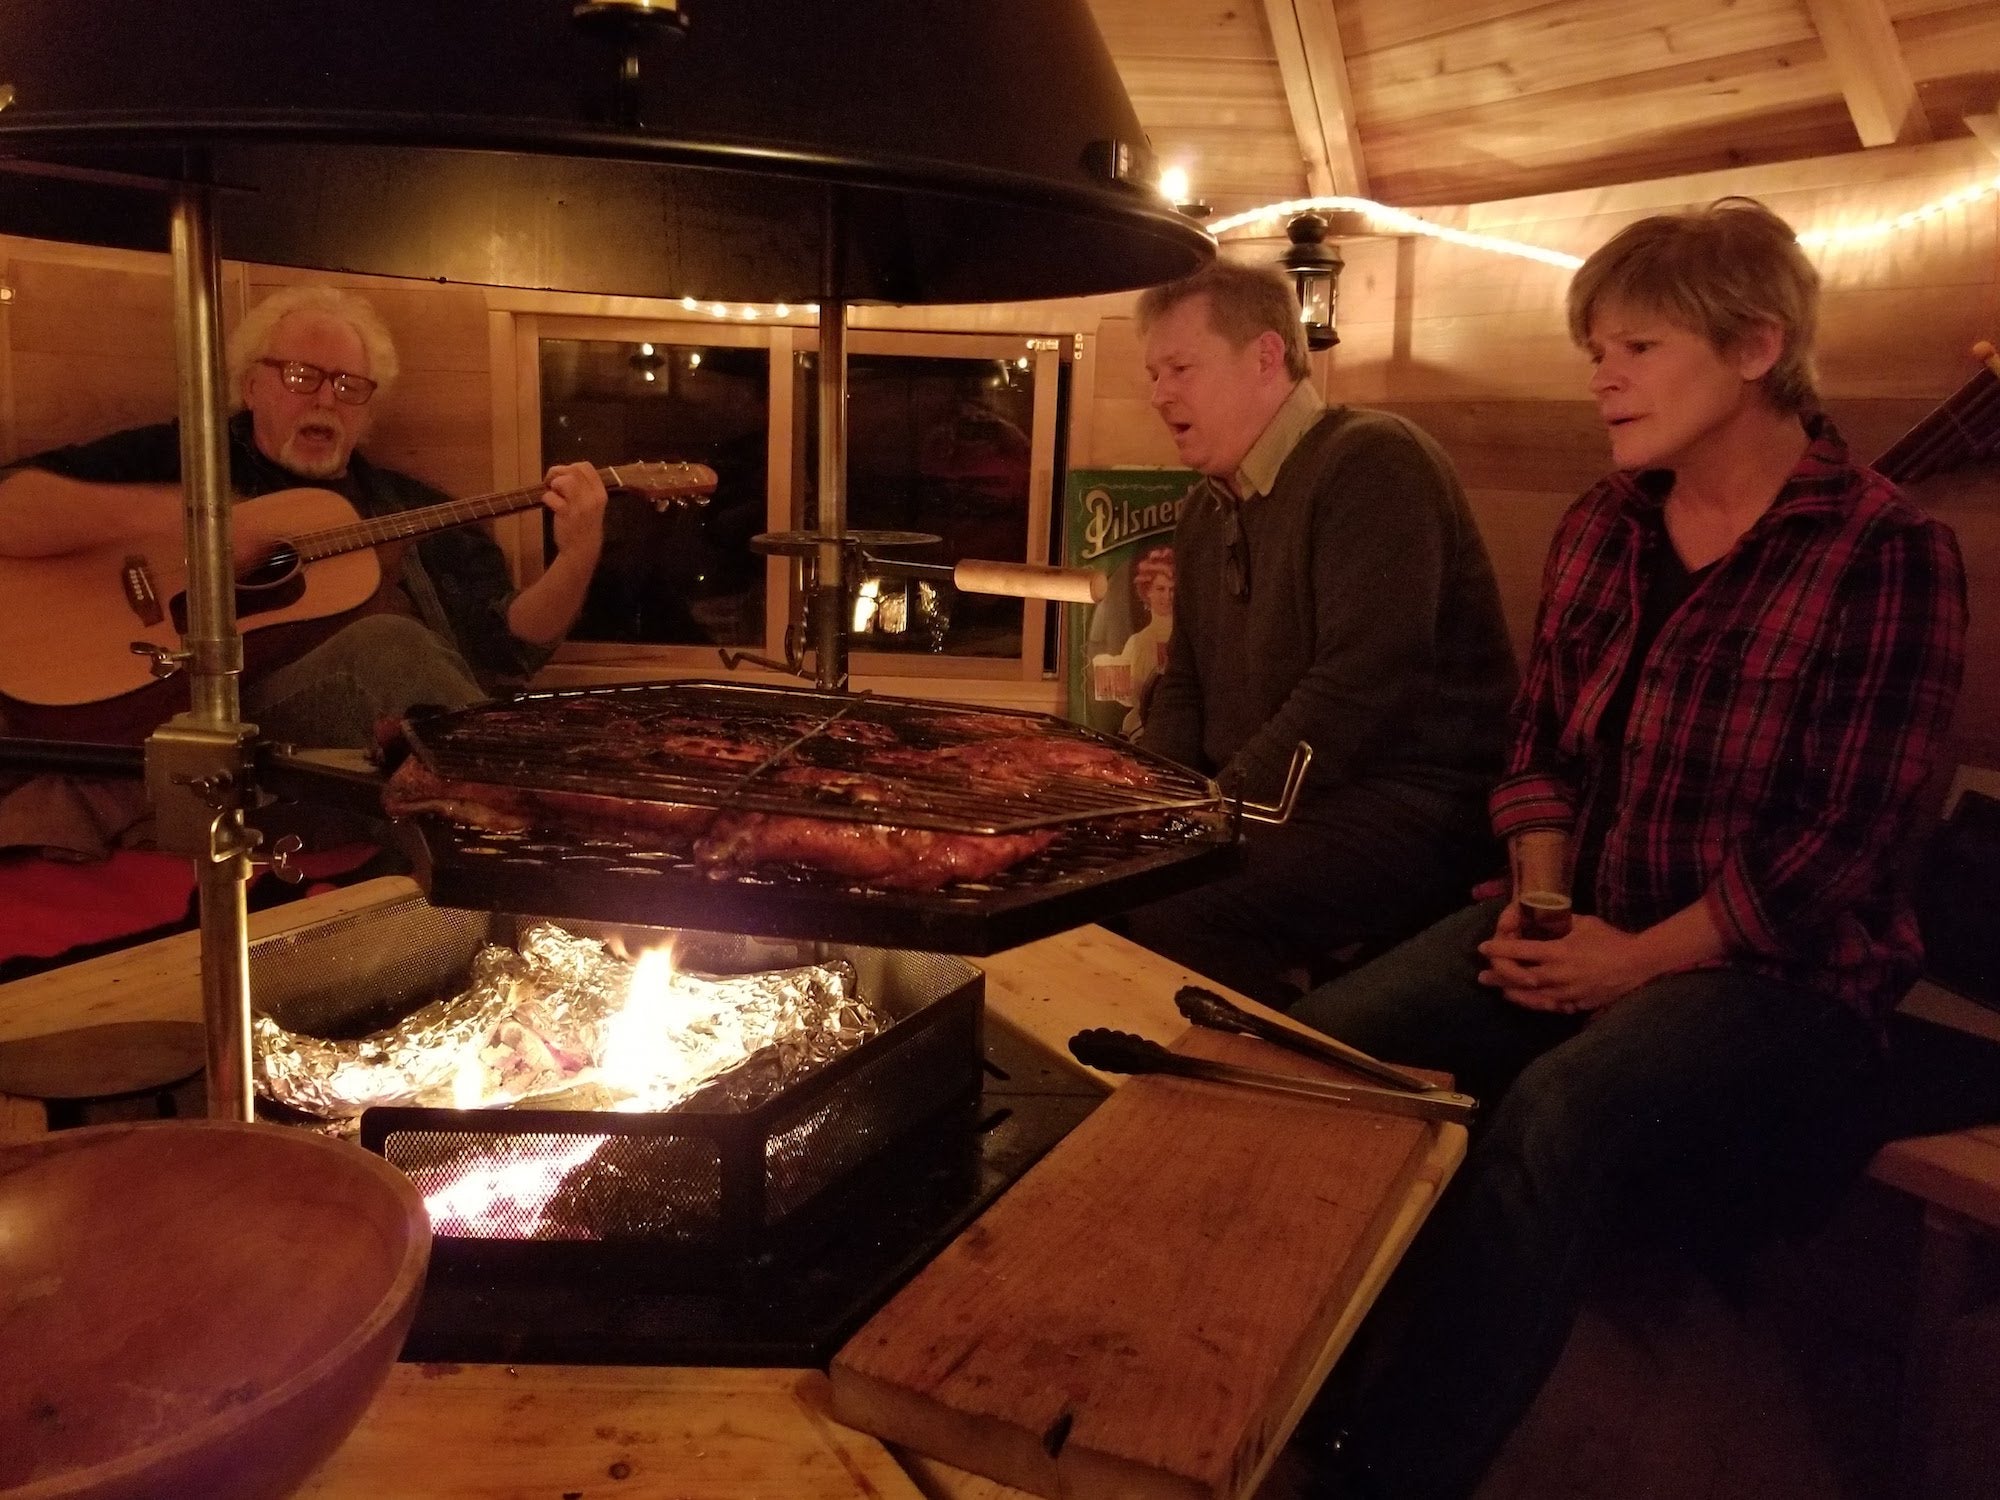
[226,285,400,408]
[1136,261,1310,383]
[1567,197,1820,414]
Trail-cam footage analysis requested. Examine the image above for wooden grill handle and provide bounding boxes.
[952,559,1107,604]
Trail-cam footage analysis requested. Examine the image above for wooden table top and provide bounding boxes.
[0,876,1466,1500]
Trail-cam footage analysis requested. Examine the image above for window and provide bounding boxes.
[796,350,1039,659]
[516,317,1065,683]
[540,336,769,647]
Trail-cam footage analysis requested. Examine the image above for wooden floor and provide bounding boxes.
[1260,1182,2000,1500]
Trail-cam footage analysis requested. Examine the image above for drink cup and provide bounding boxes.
[1517,890,1573,941]
[1091,654,1134,704]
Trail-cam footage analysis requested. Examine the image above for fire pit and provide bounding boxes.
[245,890,1096,1365]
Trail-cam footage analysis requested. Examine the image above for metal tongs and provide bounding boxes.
[1067,981,1478,1124]
[1173,983,1435,1095]
[1069,1027,1476,1124]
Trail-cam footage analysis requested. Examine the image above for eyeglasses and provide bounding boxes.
[1222,500,1250,599]
[258,358,378,406]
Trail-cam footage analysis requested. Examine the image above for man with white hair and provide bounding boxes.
[0,284,609,853]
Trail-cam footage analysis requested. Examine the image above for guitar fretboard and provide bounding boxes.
[1874,349,2000,485]
[289,478,583,565]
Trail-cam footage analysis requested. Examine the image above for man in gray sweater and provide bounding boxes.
[1123,261,1518,1005]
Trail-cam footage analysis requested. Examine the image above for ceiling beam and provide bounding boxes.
[1968,110,2000,163]
[1260,0,1369,198]
[1802,0,1933,147]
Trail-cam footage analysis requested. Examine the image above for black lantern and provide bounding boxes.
[1281,212,1343,350]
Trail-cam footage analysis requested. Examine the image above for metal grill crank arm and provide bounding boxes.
[1067,1028,1478,1124]
[1235,742,1312,825]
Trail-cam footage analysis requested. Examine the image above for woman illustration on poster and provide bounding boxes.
[1091,545,1176,735]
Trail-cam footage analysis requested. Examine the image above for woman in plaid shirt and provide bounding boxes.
[1292,199,1966,1499]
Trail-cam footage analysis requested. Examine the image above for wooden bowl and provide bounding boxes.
[0,1121,430,1500]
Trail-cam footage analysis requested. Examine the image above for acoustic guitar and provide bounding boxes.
[0,460,716,741]
[1873,339,2000,484]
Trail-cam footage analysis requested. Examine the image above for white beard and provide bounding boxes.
[278,430,350,480]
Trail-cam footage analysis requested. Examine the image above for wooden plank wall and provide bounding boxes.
[1082,135,2000,767]
[0,244,488,504]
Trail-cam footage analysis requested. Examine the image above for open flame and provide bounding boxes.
[412,936,868,1237]
[596,943,780,1112]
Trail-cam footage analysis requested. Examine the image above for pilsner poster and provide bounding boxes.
[1062,466,1197,737]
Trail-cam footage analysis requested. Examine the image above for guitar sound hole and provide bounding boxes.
[168,549,309,634]
[239,545,301,589]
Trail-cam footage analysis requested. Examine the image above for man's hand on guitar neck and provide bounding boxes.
[505,461,613,648]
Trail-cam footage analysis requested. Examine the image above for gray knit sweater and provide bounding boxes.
[1138,405,1518,807]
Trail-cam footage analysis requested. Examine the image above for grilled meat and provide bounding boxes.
[383,758,715,838]
[695,815,1058,890]
[382,758,534,834]
[383,691,1180,892]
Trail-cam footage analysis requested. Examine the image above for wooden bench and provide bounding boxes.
[1872,981,2000,1232]
[1867,979,2000,1483]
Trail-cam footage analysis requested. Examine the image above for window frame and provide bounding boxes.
[500,311,1067,685]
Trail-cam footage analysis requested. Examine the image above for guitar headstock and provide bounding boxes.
[604,461,719,511]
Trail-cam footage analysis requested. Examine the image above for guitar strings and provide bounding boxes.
[1873,367,2000,483]
[286,464,704,563]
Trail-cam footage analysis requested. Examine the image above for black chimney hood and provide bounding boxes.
[0,0,1213,303]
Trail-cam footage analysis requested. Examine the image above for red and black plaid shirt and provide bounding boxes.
[1490,415,1966,1021]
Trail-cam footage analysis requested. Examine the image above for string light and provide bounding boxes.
[1795,171,2000,247]
[1209,195,1583,270]
[1212,170,2000,270]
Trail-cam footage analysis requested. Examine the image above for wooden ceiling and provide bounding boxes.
[1089,0,2000,213]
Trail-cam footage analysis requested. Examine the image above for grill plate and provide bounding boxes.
[393,681,1238,951]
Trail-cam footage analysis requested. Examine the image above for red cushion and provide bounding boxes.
[0,849,197,961]
[0,844,381,963]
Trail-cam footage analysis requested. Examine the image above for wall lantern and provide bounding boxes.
[1280,211,1343,350]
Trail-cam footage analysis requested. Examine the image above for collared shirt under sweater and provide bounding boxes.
[1138,380,1518,809]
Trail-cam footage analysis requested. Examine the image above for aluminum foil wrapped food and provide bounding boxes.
[252,922,882,1120]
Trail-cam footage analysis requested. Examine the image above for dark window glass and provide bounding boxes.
[798,352,1037,659]
[539,338,768,646]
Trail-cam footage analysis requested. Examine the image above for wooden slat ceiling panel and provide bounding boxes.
[1368,44,1851,203]
[1086,1,1308,215]
[1086,0,2000,211]
[1348,0,1820,130]
[1333,0,1560,57]
[1884,0,1996,22]
[1116,58,1299,136]
[1900,1,2000,81]
[1088,0,1277,61]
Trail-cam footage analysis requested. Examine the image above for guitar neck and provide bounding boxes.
[290,468,615,563]
[1874,342,2000,486]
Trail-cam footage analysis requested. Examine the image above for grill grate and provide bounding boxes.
[401,680,1221,836]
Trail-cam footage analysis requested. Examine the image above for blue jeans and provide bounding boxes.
[244,614,486,749]
[1290,898,1886,1499]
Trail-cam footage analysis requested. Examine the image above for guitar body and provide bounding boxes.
[0,488,382,741]
[0,459,714,744]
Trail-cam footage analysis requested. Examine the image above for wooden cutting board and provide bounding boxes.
[829,1028,1456,1500]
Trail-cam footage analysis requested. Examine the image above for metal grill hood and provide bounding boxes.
[0,0,1213,303]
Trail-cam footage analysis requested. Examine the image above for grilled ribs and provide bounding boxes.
[380,698,1172,892]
